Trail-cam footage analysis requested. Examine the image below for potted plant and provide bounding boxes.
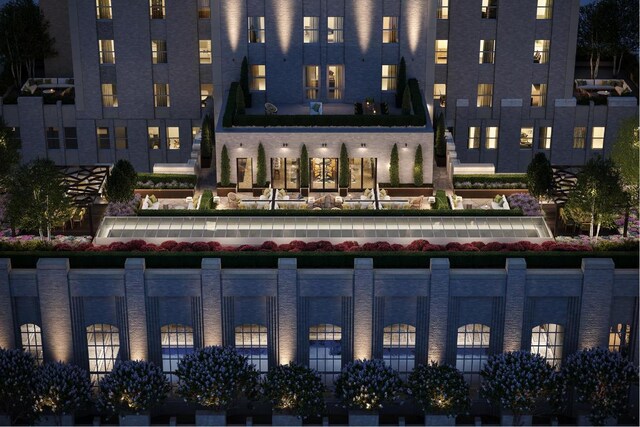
[334,359,402,426]
[413,145,424,187]
[36,361,92,426]
[407,362,469,426]
[263,363,325,426]
[299,144,310,196]
[97,360,170,426]
[389,143,400,187]
[175,346,260,426]
[201,115,213,168]
[434,112,446,167]
[217,144,236,196]
[0,349,39,425]
[480,351,555,426]
[339,143,350,196]
[563,347,639,426]
[253,143,269,196]
[396,57,407,108]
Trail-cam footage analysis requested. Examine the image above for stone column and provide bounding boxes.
[124,258,148,360]
[0,259,15,349]
[503,258,527,352]
[201,258,223,347]
[353,258,374,360]
[428,258,450,363]
[578,258,615,349]
[37,258,73,363]
[277,258,297,364]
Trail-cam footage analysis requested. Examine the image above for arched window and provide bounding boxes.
[235,324,268,373]
[20,323,43,365]
[383,324,416,377]
[531,323,564,368]
[309,324,342,385]
[161,324,194,383]
[87,324,120,384]
[456,324,490,390]
[609,324,631,356]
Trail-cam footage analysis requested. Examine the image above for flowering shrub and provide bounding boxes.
[175,346,260,411]
[455,181,528,189]
[562,347,639,425]
[104,194,142,217]
[334,359,402,411]
[262,363,325,419]
[97,360,170,414]
[480,351,555,419]
[136,180,194,189]
[36,362,92,417]
[407,362,469,417]
[507,193,543,216]
[0,349,39,424]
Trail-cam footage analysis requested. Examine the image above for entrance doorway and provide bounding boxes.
[271,158,300,190]
[237,158,253,190]
[310,158,338,191]
[349,158,376,190]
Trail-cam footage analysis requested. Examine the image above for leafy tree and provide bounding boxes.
[262,363,326,420]
[0,118,20,188]
[0,349,38,425]
[389,143,399,186]
[339,143,350,188]
[611,117,639,197]
[434,112,446,158]
[401,86,412,115]
[396,56,407,108]
[256,143,267,187]
[236,84,246,115]
[564,156,626,241]
[413,145,423,186]
[36,362,92,424]
[526,152,553,201]
[240,56,251,107]
[0,0,57,88]
[220,144,231,186]
[299,144,309,188]
[105,160,137,203]
[408,362,469,417]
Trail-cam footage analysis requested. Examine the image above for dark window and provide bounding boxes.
[97,127,110,149]
[64,127,78,149]
[46,127,60,149]
[115,127,128,150]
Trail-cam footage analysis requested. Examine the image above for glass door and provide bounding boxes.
[349,158,376,190]
[237,158,253,190]
[310,158,338,190]
[271,158,300,190]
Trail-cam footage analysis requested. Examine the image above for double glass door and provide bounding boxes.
[310,158,338,190]
[349,158,376,190]
[237,158,253,190]
[271,158,300,190]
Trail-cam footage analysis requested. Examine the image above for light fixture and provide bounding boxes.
[360,143,367,148]
[239,143,243,148]
[321,143,327,148]
[404,143,408,148]
[282,143,288,148]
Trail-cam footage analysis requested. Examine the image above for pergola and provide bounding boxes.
[59,165,110,234]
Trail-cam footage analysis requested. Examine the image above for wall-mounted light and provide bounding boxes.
[404,143,408,148]
[282,143,288,148]
[239,143,243,148]
[360,143,367,148]
[321,143,327,148]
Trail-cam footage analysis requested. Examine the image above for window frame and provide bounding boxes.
[591,126,605,149]
[520,127,534,149]
[456,324,491,392]
[160,324,194,383]
[309,324,342,386]
[64,127,78,150]
[573,127,586,149]
[167,126,180,150]
[99,39,115,65]
[381,64,398,91]
[96,0,112,20]
[327,65,344,100]
[479,39,495,64]
[148,126,161,150]
[248,16,266,43]
[115,126,128,150]
[382,324,416,378]
[197,0,210,19]
[486,126,498,149]
[46,127,60,149]
[150,0,165,19]
[20,323,43,365]
[435,40,448,65]
[327,16,344,43]
[434,83,447,107]
[87,324,120,384]
[531,323,564,368]
[235,324,268,373]
[152,39,168,64]
[304,16,319,44]
[437,0,449,19]
[538,126,552,149]
[101,83,118,108]
[531,83,547,107]
[199,40,212,64]
[304,65,320,100]
[477,83,493,108]
[250,65,266,91]
[97,127,110,150]
[382,16,399,43]
[468,126,481,149]
[534,40,550,64]
[609,324,631,355]
[154,83,170,107]
[536,0,553,19]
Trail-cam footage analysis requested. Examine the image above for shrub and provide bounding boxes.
[435,112,446,158]
[136,173,197,189]
[339,143,350,188]
[201,115,213,160]
[175,346,260,411]
[507,193,542,216]
[300,145,309,188]
[223,82,239,128]
[389,143,399,186]
[413,145,424,186]
[408,362,469,417]
[220,145,231,187]
[0,349,38,424]
[396,57,407,108]
[36,362,92,420]
[526,153,553,200]
[263,363,325,419]
[434,189,450,210]
[240,56,251,107]
[334,359,402,411]
[97,360,170,414]
[236,84,246,115]
[106,162,137,203]
[199,189,215,210]
[256,143,267,187]
[401,86,412,115]
[105,194,142,217]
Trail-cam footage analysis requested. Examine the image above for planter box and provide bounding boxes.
[348,411,379,426]
[500,413,532,426]
[253,187,270,197]
[300,187,310,197]
[134,189,195,198]
[37,414,74,425]
[339,188,348,197]
[453,188,528,198]
[576,414,617,426]
[119,413,150,426]
[196,410,226,426]
[379,186,434,197]
[272,413,302,426]
[425,414,456,426]
[0,414,10,425]
[216,186,237,197]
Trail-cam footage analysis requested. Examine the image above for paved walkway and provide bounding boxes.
[432,160,453,194]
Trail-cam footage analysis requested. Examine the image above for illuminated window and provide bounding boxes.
[437,0,449,19]
[531,83,547,107]
[148,126,160,149]
[99,39,115,64]
[199,40,212,64]
[309,324,342,386]
[327,17,343,43]
[64,127,78,149]
[151,40,167,64]
[531,324,564,368]
[154,83,170,107]
[161,324,194,383]
[520,127,534,149]
[167,126,180,150]
[305,65,320,100]
[101,83,118,108]
[327,65,343,100]
[456,324,490,391]
[537,0,553,19]
[609,324,631,356]
[383,324,416,377]
[115,127,128,150]
[20,323,43,365]
[573,127,586,149]
[481,0,497,19]
[150,0,165,19]
[251,65,266,91]
[200,83,213,103]
[382,16,398,43]
[304,17,319,43]
[248,17,265,43]
[539,127,552,149]
[479,39,495,64]
[486,126,498,149]
[46,127,60,149]
[534,40,550,64]
[591,126,605,149]
[468,127,480,149]
[87,324,120,384]
[97,127,110,149]
[198,0,210,18]
[435,40,448,64]
[235,324,268,373]
[434,83,447,107]
[477,83,493,108]
[96,0,112,19]
[381,65,397,91]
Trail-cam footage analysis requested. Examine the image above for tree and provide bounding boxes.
[105,159,137,203]
[564,156,626,241]
[256,143,267,186]
[299,144,309,188]
[220,144,231,186]
[396,56,407,108]
[434,112,446,159]
[526,152,553,201]
[36,362,92,425]
[413,145,424,186]
[389,143,399,186]
[339,143,350,188]
[611,117,639,195]
[0,118,20,188]
[0,0,57,88]
[236,84,246,115]
[335,359,402,411]
[262,363,326,420]
[0,349,39,425]
[401,86,412,115]
[578,2,608,79]
[240,56,251,107]
[201,115,213,160]
[408,362,469,417]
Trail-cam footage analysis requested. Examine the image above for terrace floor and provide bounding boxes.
[245,102,403,116]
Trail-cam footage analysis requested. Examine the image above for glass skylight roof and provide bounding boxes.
[95,216,553,245]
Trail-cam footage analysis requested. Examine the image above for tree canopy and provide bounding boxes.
[0,118,20,188]
[526,152,553,201]
[611,116,639,192]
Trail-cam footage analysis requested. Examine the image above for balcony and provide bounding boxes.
[574,78,635,106]
[14,77,76,104]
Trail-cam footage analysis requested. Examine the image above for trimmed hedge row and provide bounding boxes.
[134,209,523,217]
[137,173,197,185]
[453,174,527,184]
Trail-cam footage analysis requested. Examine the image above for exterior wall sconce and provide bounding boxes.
[321,143,327,148]
[360,143,367,148]
[282,143,288,148]
[239,143,243,148]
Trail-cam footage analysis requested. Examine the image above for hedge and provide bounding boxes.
[137,173,197,186]
[135,209,523,217]
[223,82,239,128]
[434,190,450,210]
[453,174,527,184]
[199,190,215,210]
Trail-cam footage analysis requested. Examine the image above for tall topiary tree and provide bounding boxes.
[408,362,469,418]
[220,144,231,186]
[526,152,553,201]
[339,143,350,189]
[389,143,400,186]
[396,57,407,108]
[256,143,267,186]
[236,84,246,115]
[413,145,423,186]
[240,56,251,107]
[401,86,412,115]
[36,361,92,425]
[434,112,446,159]
[299,144,309,188]
[201,115,213,160]
[105,159,137,203]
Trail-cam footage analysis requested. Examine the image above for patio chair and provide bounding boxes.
[409,196,424,210]
[227,192,242,209]
[265,102,278,115]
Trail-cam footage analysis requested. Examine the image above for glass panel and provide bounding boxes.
[286,158,299,189]
[237,158,253,190]
[328,65,343,100]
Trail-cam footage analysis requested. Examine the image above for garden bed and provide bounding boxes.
[128,209,522,217]
[453,188,529,198]
[378,184,434,197]
[453,174,528,196]
[136,173,197,189]
[134,189,195,198]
